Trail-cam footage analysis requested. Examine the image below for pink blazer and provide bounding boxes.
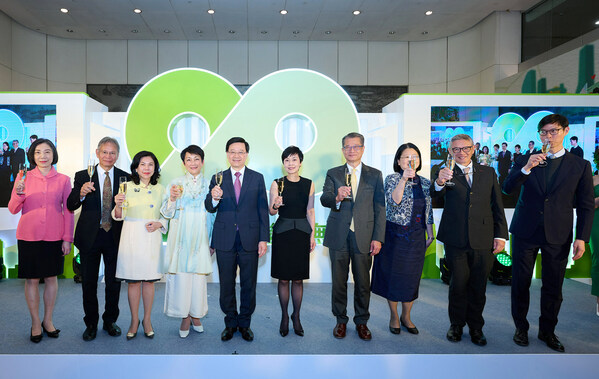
[8,167,74,242]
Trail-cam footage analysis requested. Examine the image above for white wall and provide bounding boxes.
[0,11,521,94]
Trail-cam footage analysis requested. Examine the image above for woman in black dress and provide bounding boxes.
[269,146,315,337]
[371,143,435,335]
[0,141,11,206]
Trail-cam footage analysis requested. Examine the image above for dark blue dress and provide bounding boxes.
[371,177,426,302]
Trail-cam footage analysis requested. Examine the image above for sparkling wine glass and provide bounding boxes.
[538,140,551,168]
[119,176,128,209]
[277,177,285,207]
[214,170,223,200]
[345,167,352,199]
[445,154,456,187]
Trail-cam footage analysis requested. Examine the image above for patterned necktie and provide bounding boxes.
[350,167,357,231]
[101,171,112,232]
[234,171,241,203]
[463,167,472,187]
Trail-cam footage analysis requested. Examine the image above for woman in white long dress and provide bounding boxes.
[113,151,167,340]
[161,145,213,338]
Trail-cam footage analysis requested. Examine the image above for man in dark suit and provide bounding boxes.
[569,136,583,158]
[473,142,481,160]
[497,142,512,185]
[503,114,594,352]
[9,139,25,181]
[67,137,129,341]
[433,134,508,346]
[321,132,385,340]
[205,137,269,342]
[524,140,537,156]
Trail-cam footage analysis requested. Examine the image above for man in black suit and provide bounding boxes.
[569,136,584,158]
[205,137,269,342]
[473,142,481,159]
[503,114,594,352]
[9,139,25,181]
[524,140,537,156]
[67,137,129,341]
[433,134,508,346]
[497,142,512,185]
[321,132,385,340]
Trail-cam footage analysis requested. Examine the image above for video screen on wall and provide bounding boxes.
[0,105,57,207]
[430,106,599,208]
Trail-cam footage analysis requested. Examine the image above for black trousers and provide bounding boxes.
[444,243,494,330]
[511,231,570,334]
[216,232,258,329]
[80,228,121,327]
[329,230,372,325]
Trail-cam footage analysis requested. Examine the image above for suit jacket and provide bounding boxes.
[497,150,512,176]
[570,145,584,158]
[320,164,386,253]
[10,148,25,169]
[502,151,594,244]
[204,167,269,251]
[67,166,130,252]
[432,162,508,250]
[524,148,538,156]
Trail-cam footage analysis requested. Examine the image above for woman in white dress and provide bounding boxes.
[113,151,167,340]
[161,145,213,338]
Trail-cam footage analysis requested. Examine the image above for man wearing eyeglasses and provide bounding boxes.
[321,132,385,340]
[503,114,593,352]
[433,134,508,347]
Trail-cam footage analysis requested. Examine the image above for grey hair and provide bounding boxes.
[97,136,120,152]
[450,134,473,145]
[341,132,364,147]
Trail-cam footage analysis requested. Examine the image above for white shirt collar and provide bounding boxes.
[551,148,566,158]
[455,161,473,171]
[231,166,246,176]
[346,162,362,173]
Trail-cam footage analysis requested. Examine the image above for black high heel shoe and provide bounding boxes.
[42,323,60,338]
[30,327,43,343]
[400,318,419,335]
[291,313,304,337]
[279,316,289,337]
[126,321,140,340]
[143,321,155,339]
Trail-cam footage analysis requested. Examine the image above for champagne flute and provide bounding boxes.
[538,140,551,168]
[87,157,95,183]
[16,163,27,195]
[406,156,416,185]
[445,154,456,187]
[345,167,352,199]
[119,176,128,209]
[215,170,223,200]
[277,177,285,207]
[175,180,184,210]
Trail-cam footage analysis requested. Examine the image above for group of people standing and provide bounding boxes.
[0,137,33,206]
[8,114,597,354]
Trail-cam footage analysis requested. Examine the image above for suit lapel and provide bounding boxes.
[547,152,570,194]
[354,165,366,203]
[531,164,546,194]
[238,168,252,205]
[453,166,469,189]
[224,168,236,205]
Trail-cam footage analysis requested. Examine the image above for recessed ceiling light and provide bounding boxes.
[425,10,433,16]
[196,29,203,33]
[325,30,332,35]
[131,29,139,33]
[99,29,106,33]
[207,9,215,15]
[260,31,268,34]
[388,31,396,35]
[134,9,142,14]
[353,10,361,16]
[357,30,364,34]
[280,10,288,15]
[60,8,68,14]
[66,29,74,33]
[292,30,300,34]
[421,31,428,35]
[228,30,235,34]
[595,20,599,25]
[164,29,171,33]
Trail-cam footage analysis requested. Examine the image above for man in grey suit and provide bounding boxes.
[321,132,386,340]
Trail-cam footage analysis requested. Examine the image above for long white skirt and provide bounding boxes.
[115,219,162,281]
[164,273,208,318]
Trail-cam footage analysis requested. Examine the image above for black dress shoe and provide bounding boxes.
[400,318,419,335]
[446,325,463,342]
[82,325,97,341]
[221,327,236,341]
[42,323,60,338]
[30,327,43,343]
[103,322,122,337]
[239,327,254,341]
[513,328,529,346]
[538,331,565,352]
[389,326,401,335]
[291,313,304,337]
[279,316,289,337]
[470,329,487,346]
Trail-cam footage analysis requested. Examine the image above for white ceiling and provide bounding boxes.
[0,0,541,41]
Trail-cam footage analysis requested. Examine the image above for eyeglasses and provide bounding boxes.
[343,145,364,151]
[401,155,420,160]
[538,128,562,136]
[227,151,247,156]
[451,146,473,153]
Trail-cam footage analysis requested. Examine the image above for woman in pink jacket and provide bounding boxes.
[8,138,74,343]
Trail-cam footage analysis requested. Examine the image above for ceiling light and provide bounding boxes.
[280,10,288,15]
[421,31,428,35]
[595,20,599,25]
[353,10,361,16]
[388,31,396,35]
[260,31,268,34]
[196,29,203,33]
[134,9,142,14]
[99,29,106,33]
[207,9,215,15]
[325,31,332,35]
[292,30,300,34]
[425,10,433,16]
[228,30,235,34]
[131,29,139,33]
[60,8,68,14]
[164,29,171,33]
[357,30,364,34]
[66,29,74,33]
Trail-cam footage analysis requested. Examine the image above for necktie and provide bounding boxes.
[101,171,112,232]
[350,167,357,231]
[234,171,241,203]
[463,167,472,187]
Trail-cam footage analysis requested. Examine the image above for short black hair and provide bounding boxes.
[493,144,499,148]
[2,142,8,149]
[30,135,38,140]
[538,114,568,131]
[393,143,422,173]
[130,151,160,185]
[281,145,303,163]
[570,136,578,142]
[226,137,249,153]
[528,140,535,145]
[28,138,58,168]
[482,146,489,154]
[342,132,364,147]
[501,142,507,147]
[180,144,204,161]
[515,144,521,149]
